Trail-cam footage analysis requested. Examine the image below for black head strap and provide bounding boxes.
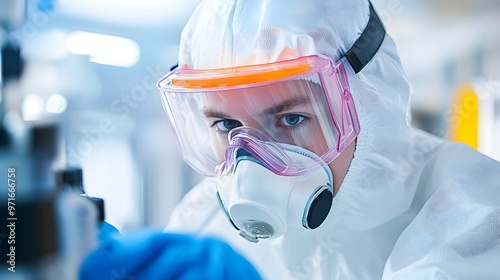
[169,63,179,71]
[344,2,386,73]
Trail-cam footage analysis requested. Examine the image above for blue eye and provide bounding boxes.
[213,119,242,132]
[279,114,305,127]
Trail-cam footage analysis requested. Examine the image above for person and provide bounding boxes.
[157,0,500,279]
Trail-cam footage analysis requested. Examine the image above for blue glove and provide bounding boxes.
[79,230,262,280]
[98,221,120,243]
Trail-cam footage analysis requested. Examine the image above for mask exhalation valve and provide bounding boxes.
[239,221,274,243]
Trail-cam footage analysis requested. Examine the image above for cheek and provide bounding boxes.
[328,140,356,194]
[209,130,228,163]
[305,129,329,155]
[287,121,330,156]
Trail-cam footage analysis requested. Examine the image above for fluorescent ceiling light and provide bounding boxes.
[57,0,202,27]
[45,94,68,114]
[22,94,45,121]
[66,31,140,67]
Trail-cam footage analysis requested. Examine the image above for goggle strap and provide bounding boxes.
[344,2,386,73]
[170,63,178,71]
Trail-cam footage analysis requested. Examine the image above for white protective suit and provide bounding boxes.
[165,0,500,279]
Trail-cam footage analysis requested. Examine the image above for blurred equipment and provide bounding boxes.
[55,167,99,280]
[0,1,99,279]
[1,1,60,278]
[55,167,119,243]
[0,123,62,279]
[0,0,25,28]
[448,81,500,162]
[476,80,500,162]
[449,85,479,149]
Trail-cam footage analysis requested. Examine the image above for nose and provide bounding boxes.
[239,120,267,133]
[228,126,276,145]
[235,122,287,145]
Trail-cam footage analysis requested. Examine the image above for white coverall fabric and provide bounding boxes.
[166,0,500,279]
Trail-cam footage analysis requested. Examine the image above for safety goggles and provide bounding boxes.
[157,2,385,177]
[157,55,359,176]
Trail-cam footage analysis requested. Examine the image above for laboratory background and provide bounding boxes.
[1,0,499,245]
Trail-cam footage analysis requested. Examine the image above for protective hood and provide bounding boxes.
[178,0,438,230]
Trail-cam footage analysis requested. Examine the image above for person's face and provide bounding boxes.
[201,79,355,192]
[202,80,331,160]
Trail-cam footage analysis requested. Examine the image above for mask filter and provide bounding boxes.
[216,144,333,242]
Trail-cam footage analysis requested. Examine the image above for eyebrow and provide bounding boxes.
[202,96,312,119]
[259,96,312,116]
[202,108,232,119]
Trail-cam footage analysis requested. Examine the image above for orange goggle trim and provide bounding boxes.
[170,56,327,89]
